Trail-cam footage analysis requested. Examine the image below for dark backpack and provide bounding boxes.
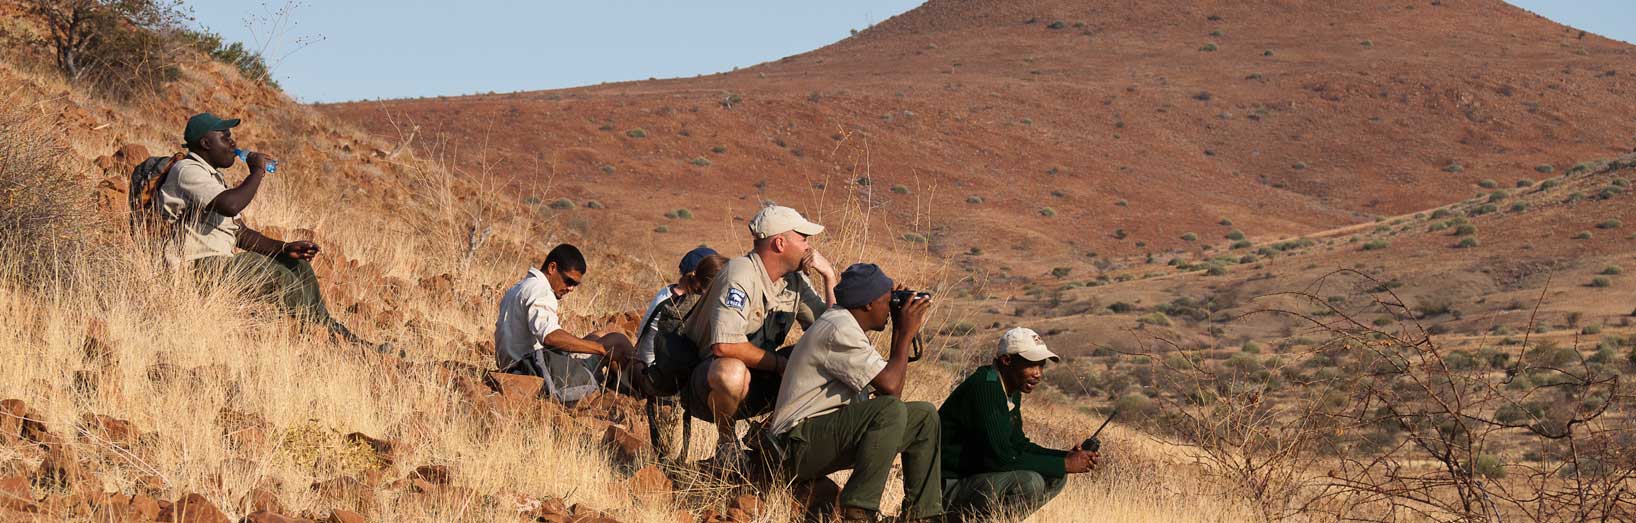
[646,294,704,397]
[127,153,186,234]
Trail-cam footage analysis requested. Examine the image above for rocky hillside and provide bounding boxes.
[325,0,1636,280]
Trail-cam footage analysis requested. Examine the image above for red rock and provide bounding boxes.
[323,509,367,523]
[98,493,162,521]
[114,143,151,166]
[0,475,36,513]
[94,155,115,171]
[243,510,317,523]
[729,494,763,518]
[33,444,82,489]
[166,493,229,523]
[80,413,141,446]
[601,425,648,467]
[240,487,285,514]
[0,400,27,444]
[625,465,671,498]
[726,508,750,522]
[484,371,544,401]
[408,464,450,485]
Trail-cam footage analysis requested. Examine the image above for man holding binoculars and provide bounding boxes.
[764,263,943,523]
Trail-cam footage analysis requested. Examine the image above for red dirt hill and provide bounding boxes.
[323,0,1636,275]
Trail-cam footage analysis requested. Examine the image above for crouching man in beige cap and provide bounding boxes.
[680,205,838,468]
[937,328,1099,522]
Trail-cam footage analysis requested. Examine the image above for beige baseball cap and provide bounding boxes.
[748,205,824,239]
[997,327,1061,362]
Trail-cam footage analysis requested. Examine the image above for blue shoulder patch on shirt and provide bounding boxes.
[725,288,748,311]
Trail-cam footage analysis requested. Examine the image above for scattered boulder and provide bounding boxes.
[0,474,36,513]
[730,494,764,519]
[164,493,229,523]
[323,509,367,523]
[408,464,451,485]
[600,425,648,469]
[0,399,30,444]
[484,371,544,402]
[240,487,286,514]
[624,465,671,498]
[79,413,141,447]
[243,510,317,523]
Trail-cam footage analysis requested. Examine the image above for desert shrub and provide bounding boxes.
[1205,265,1228,276]
[890,184,910,195]
[1051,267,1072,278]
[1181,232,1198,241]
[1231,240,1252,249]
[1474,454,1506,478]
[1108,302,1136,314]
[547,198,575,210]
[653,225,669,233]
[1454,224,1477,236]
[1596,219,1622,229]
[1590,277,1612,288]
[183,31,278,89]
[1039,207,1057,218]
[687,157,711,167]
[1572,231,1593,240]
[1200,43,1219,52]
[855,176,872,186]
[1602,265,1622,275]
[901,232,927,243]
[664,208,694,220]
[28,0,193,99]
[1469,204,1497,216]
[966,195,983,204]
[626,128,647,138]
[1477,179,1497,188]
[1487,190,1508,202]
[1456,237,1480,249]
[1445,163,1466,174]
[1225,230,1245,241]
[584,200,605,209]
[1361,239,1390,251]
[1116,199,1129,207]
[1292,161,1308,170]
[0,110,101,284]
[711,145,727,154]
[1430,208,1453,219]
[1534,164,1555,174]
[1538,179,1560,191]
[1137,312,1172,327]
[1113,229,1128,240]
[1510,202,1529,212]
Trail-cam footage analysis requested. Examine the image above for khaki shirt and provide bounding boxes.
[767,308,887,435]
[683,252,826,356]
[156,153,240,266]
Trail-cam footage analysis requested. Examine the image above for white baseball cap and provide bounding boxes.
[997,327,1061,362]
[748,205,824,239]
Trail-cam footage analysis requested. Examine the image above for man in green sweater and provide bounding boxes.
[938,327,1098,522]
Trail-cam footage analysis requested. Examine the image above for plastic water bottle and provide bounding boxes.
[233,149,277,173]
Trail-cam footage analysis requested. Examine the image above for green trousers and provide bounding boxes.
[195,252,338,329]
[777,396,943,519]
[943,470,1066,522]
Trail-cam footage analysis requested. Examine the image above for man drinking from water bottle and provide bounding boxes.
[157,112,382,352]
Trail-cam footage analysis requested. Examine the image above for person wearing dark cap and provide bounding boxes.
[938,327,1097,522]
[156,112,378,350]
[633,246,720,379]
[764,263,942,523]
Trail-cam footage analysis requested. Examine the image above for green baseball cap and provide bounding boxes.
[183,112,240,146]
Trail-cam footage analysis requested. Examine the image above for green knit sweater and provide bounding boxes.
[938,365,1068,479]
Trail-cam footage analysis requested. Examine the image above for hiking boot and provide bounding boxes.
[840,506,879,523]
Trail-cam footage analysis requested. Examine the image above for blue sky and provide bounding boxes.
[188,1,1635,104]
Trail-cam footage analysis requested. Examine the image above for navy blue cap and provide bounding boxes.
[679,246,717,274]
[835,263,893,309]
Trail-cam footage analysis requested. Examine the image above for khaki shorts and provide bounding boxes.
[683,354,784,423]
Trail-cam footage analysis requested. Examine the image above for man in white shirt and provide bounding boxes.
[765,263,941,522]
[494,243,633,403]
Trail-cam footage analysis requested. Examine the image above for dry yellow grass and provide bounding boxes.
[0,24,1277,523]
